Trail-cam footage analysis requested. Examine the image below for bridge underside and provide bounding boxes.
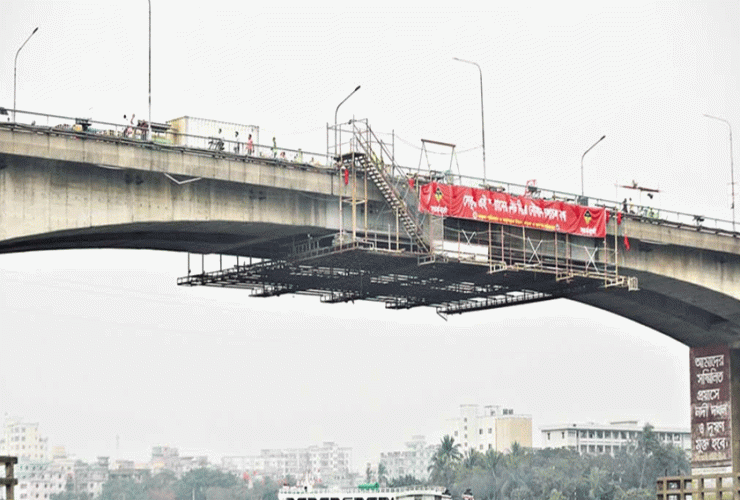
[0,221,336,258]
[177,244,608,316]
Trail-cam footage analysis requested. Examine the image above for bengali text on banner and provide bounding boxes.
[418,182,609,238]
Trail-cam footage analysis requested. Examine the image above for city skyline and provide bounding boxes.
[2,412,688,474]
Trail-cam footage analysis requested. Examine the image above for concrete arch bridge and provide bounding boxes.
[0,117,738,350]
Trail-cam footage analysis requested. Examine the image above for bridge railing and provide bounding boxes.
[405,169,739,237]
[2,107,737,237]
[0,107,332,169]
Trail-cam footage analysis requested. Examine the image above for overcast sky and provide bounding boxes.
[0,0,733,471]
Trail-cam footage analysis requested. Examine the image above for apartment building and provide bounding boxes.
[0,418,49,462]
[380,435,436,481]
[445,404,532,453]
[221,442,351,484]
[539,420,691,455]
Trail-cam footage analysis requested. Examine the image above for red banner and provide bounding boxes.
[419,182,608,238]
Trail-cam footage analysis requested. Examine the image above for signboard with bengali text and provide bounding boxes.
[418,182,609,238]
[690,345,732,469]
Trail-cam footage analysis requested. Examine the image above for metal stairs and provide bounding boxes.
[340,142,429,253]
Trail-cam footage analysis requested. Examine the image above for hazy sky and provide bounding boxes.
[0,0,733,471]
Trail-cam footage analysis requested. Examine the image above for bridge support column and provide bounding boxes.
[1,456,17,500]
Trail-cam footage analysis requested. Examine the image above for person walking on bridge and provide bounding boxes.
[271,136,277,158]
[247,134,254,156]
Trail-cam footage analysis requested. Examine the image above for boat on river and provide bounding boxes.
[278,485,451,500]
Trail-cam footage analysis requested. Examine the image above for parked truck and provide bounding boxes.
[167,116,260,154]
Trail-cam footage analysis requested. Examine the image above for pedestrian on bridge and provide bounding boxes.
[247,134,254,156]
[272,136,277,158]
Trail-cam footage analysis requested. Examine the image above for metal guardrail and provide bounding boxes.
[408,170,739,237]
[0,107,332,169]
[279,486,448,495]
[2,107,738,238]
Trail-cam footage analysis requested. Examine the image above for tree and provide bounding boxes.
[377,463,388,486]
[428,435,462,487]
[174,468,238,500]
[98,478,148,500]
[388,475,422,488]
[50,492,92,500]
[481,449,505,500]
[462,449,484,470]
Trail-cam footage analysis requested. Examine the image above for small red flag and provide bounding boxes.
[617,212,623,225]
[409,177,415,189]
[343,168,349,185]
[624,234,630,250]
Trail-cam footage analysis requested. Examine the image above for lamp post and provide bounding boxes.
[581,135,606,197]
[333,85,361,245]
[148,0,152,141]
[704,114,735,232]
[453,57,486,184]
[334,85,361,157]
[13,27,39,122]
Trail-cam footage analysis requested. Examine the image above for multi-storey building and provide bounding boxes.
[380,435,436,481]
[12,450,109,500]
[445,405,532,453]
[0,418,49,461]
[151,446,180,473]
[149,446,207,477]
[70,457,109,499]
[221,442,351,485]
[539,420,691,455]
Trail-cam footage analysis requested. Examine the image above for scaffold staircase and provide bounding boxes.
[339,126,429,253]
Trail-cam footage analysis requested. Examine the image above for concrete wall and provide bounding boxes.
[0,127,393,256]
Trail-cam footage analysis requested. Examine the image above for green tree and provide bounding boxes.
[50,491,92,500]
[98,478,148,500]
[174,468,238,500]
[428,435,462,487]
[388,475,423,488]
[479,448,506,500]
[377,463,388,485]
[462,449,484,470]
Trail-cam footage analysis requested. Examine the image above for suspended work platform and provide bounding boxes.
[178,118,637,317]
[178,228,636,318]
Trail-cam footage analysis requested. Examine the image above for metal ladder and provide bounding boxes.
[341,131,429,253]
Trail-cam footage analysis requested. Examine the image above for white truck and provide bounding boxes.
[167,116,260,154]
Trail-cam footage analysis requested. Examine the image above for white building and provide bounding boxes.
[445,404,533,453]
[13,460,71,500]
[150,446,208,477]
[380,435,436,481]
[222,442,351,485]
[539,420,691,455]
[0,418,49,462]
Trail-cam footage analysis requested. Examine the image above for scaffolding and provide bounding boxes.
[178,120,637,316]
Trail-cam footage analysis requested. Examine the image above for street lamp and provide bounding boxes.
[13,27,39,122]
[148,0,152,141]
[581,135,606,197]
[703,114,735,232]
[334,85,361,157]
[453,57,486,184]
